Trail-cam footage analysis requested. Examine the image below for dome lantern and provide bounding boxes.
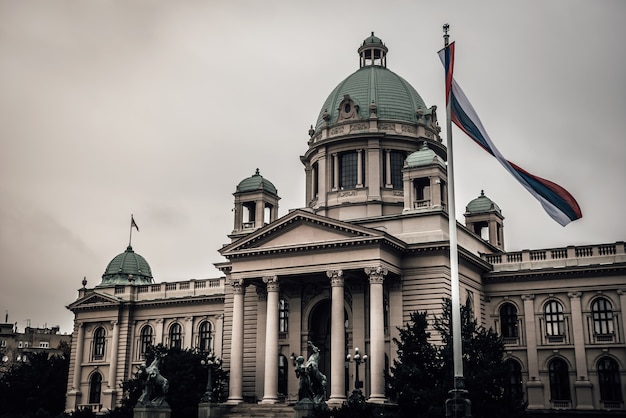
[358,32,388,68]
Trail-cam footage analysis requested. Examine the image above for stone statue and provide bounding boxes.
[136,355,170,408]
[294,341,327,404]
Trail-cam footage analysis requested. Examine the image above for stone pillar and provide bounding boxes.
[261,276,280,404]
[227,279,245,404]
[328,270,346,405]
[522,294,544,409]
[72,322,85,391]
[366,266,387,403]
[155,318,164,345]
[569,291,593,409]
[107,320,120,388]
[332,154,339,191]
[357,149,363,187]
[384,149,392,188]
[255,201,264,228]
[184,316,194,348]
[214,315,224,358]
[617,289,626,347]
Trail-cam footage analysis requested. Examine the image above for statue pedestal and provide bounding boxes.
[294,399,325,418]
[133,407,172,418]
[198,402,223,418]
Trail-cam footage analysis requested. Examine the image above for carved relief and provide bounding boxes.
[350,123,368,132]
[401,125,417,134]
[327,270,344,287]
[339,191,356,197]
[330,126,344,135]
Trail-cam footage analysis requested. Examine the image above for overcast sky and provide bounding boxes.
[1,0,624,334]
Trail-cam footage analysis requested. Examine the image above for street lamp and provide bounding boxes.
[200,351,222,403]
[346,347,367,391]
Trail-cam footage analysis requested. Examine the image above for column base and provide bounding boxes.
[225,397,243,405]
[260,397,278,404]
[366,394,389,404]
[198,402,224,418]
[574,379,594,410]
[526,378,545,409]
[133,407,171,418]
[326,397,346,408]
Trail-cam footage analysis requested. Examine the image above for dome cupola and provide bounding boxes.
[231,169,280,240]
[464,191,505,250]
[99,245,153,286]
[301,33,444,221]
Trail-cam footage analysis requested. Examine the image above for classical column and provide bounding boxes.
[569,291,593,409]
[356,149,363,187]
[107,321,120,388]
[327,270,346,405]
[227,279,245,404]
[184,316,194,348]
[72,322,85,391]
[366,266,387,403]
[384,150,392,188]
[261,276,280,404]
[618,290,626,343]
[332,153,339,190]
[522,294,544,409]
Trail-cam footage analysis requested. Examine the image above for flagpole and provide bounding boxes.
[129,214,134,247]
[443,23,464,390]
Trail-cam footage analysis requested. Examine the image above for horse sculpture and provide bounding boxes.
[295,341,327,404]
[136,356,170,408]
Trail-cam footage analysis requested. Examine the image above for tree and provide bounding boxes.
[388,311,442,417]
[435,299,526,418]
[0,350,69,417]
[387,299,526,418]
[113,344,227,418]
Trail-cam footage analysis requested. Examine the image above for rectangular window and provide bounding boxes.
[390,152,405,189]
[340,152,357,189]
[39,342,49,348]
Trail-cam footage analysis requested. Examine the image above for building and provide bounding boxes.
[65,33,626,414]
[0,322,71,375]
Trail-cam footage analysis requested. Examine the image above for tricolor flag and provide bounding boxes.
[438,42,582,226]
[131,215,139,232]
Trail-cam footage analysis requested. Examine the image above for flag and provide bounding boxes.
[438,43,582,226]
[131,215,139,232]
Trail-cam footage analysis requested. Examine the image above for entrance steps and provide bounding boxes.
[219,403,295,418]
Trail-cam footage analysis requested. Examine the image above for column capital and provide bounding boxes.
[568,291,582,299]
[617,289,626,296]
[521,294,535,301]
[155,318,164,324]
[365,266,387,284]
[327,270,344,286]
[263,275,279,292]
[231,278,245,295]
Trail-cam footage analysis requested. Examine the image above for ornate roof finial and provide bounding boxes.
[255,168,260,176]
[82,276,87,288]
[443,23,450,47]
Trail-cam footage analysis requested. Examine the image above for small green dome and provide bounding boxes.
[99,246,153,286]
[314,33,426,132]
[236,169,278,196]
[466,190,502,214]
[406,142,445,168]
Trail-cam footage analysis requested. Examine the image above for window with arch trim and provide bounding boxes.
[199,321,212,353]
[548,358,571,401]
[169,323,182,349]
[93,327,106,359]
[500,303,519,339]
[140,325,153,357]
[504,359,523,401]
[278,354,288,396]
[544,300,565,336]
[598,356,622,403]
[591,298,614,335]
[89,372,102,404]
[279,298,289,333]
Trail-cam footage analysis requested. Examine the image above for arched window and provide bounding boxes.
[88,372,102,404]
[592,298,614,335]
[278,354,288,396]
[279,299,289,333]
[544,300,565,336]
[500,303,519,339]
[169,323,182,349]
[199,321,212,353]
[548,358,571,401]
[140,325,153,356]
[504,359,523,401]
[93,327,106,360]
[598,357,622,402]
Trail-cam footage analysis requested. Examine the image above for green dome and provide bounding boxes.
[406,141,445,168]
[236,169,278,196]
[314,33,426,133]
[99,245,153,286]
[466,190,502,214]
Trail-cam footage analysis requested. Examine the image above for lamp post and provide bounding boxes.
[200,351,222,403]
[346,347,367,391]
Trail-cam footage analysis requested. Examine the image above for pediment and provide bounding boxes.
[67,291,121,311]
[220,209,385,256]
